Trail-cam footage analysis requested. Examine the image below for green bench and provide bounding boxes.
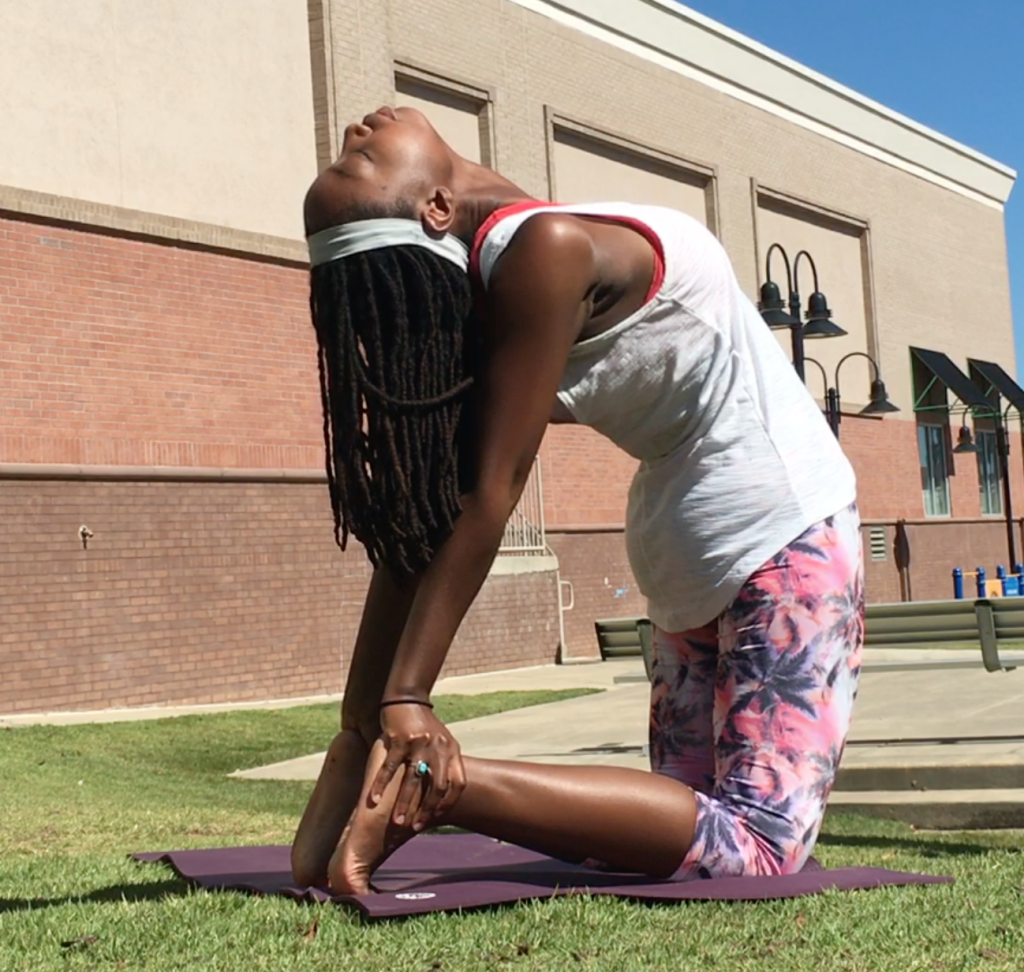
[594,616,655,680]
[864,598,1023,673]
[596,598,1024,677]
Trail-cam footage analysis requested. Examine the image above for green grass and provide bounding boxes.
[2,691,1022,972]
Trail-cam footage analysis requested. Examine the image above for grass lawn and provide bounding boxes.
[2,690,1022,972]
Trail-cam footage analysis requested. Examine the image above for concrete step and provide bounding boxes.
[835,761,1024,792]
[836,738,1024,792]
[828,788,1024,829]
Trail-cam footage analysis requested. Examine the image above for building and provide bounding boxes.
[0,0,1017,715]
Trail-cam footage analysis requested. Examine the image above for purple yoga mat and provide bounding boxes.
[135,833,951,918]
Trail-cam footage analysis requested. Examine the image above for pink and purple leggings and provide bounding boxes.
[650,503,864,876]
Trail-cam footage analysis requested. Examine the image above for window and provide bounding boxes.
[978,430,1003,516]
[918,423,950,517]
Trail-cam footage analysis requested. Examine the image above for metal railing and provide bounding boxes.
[498,460,546,556]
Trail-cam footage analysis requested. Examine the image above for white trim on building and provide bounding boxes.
[510,0,1017,210]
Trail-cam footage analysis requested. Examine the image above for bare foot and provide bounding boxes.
[291,730,369,887]
[327,740,417,895]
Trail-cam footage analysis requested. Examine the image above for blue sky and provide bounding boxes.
[677,0,1023,372]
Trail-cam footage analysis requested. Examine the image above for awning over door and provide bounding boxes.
[911,347,990,410]
[968,358,1024,413]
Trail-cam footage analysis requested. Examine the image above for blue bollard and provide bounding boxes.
[977,567,987,598]
[952,567,964,599]
[998,565,1007,580]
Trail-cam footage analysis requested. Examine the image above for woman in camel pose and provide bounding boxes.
[290,106,863,894]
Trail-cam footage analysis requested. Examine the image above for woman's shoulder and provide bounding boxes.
[486,212,598,296]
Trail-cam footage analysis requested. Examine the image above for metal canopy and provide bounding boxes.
[967,358,1024,414]
[911,347,990,411]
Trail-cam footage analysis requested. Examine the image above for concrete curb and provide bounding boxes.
[829,789,1024,829]
[835,762,1024,792]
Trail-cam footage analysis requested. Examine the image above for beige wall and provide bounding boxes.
[0,0,317,240]
[396,77,486,164]
[551,128,710,225]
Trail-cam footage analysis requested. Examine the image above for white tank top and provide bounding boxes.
[473,202,857,632]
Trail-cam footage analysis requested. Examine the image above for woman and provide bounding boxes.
[291,106,863,894]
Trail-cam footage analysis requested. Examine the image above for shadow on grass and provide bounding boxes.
[818,828,1023,858]
[0,878,190,914]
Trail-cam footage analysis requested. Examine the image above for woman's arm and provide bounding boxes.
[369,214,598,827]
[340,565,421,745]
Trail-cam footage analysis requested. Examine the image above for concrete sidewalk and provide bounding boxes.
[235,654,1024,827]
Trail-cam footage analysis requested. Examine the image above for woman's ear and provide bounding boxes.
[422,187,456,236]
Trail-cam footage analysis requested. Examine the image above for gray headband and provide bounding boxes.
[306,219,469,271]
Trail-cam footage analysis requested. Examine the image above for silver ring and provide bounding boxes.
[414,760,431,778]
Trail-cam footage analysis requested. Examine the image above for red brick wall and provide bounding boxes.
[0,213,560,714]
[862,519,1024,605]
[0,478,559,715]
[547,531,647,659]
[539,414,1024,530]
[456,567,561,676]
[839,412,1024,523]
[543,408,1024,659]
[539,427,636,528]
[0,215,321,468]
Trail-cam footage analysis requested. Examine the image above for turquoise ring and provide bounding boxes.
[414,760,431,778]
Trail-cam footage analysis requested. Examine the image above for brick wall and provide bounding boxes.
[547,531,647,659]
[539,427,636,528]
[862,520,1024,604]
[0,215,321,469]
[0,478,559,715]
[3,206,1017,715]
[456,565,561,676]
[0,479,346,714]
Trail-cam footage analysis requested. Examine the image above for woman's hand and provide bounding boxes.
[371,703,466,830]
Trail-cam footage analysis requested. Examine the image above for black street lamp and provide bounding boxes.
[954,403,1018,570]
[758,244,847,380]
[804,352,900,437]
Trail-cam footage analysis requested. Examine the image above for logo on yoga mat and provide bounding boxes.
[394,892,437,900]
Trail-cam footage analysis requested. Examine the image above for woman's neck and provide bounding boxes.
[451,160,538,245]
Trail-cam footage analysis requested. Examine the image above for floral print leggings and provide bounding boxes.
[650,503,864,877]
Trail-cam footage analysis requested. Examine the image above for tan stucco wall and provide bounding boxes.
[0,0,317,240]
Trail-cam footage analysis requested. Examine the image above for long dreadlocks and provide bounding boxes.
[309,245,479,576]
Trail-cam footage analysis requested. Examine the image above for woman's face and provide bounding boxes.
[304,106,456,234]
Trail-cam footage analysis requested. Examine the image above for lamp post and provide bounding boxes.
[954,404,1018,570]
[804,352,900,438]
[758,244,847,381]
[758,244,897,435]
